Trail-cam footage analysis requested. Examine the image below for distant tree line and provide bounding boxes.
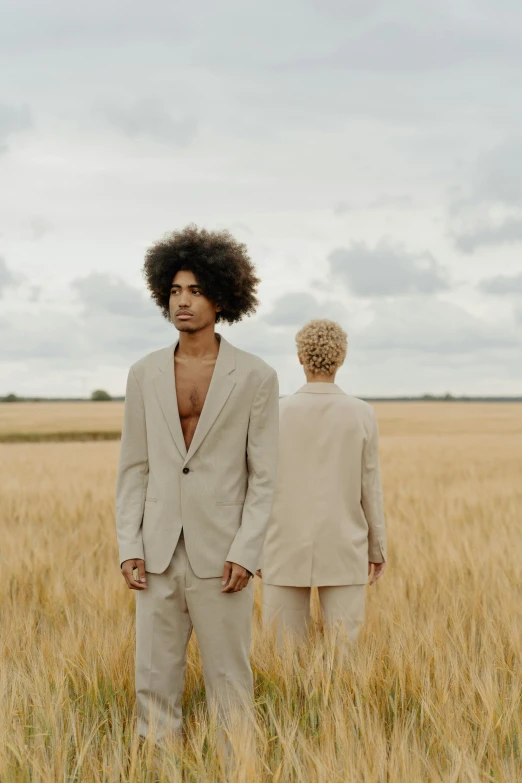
[1,390,120,402]
[1,390,521,403]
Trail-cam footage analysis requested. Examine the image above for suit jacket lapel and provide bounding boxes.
[153,344,188,460]
[184,335,236,466]
[152,335,237,465]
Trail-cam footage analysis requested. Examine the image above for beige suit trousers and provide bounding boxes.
[262,583,366,646]
[136,536,254,742]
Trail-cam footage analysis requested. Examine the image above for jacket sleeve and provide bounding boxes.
[115,366,148,566]
[226,368,279,574]
[362,407,387,563]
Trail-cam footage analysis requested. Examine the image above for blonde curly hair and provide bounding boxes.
[296,319,348,376]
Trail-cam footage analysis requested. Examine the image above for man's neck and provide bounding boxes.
[304,372,337,383]
[176,325,220,360]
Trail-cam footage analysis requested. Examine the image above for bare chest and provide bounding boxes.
[174,359,216,446]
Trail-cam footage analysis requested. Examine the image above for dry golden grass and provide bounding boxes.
[2,399,520,438]
[1,403,522,781]
[0,402,124,439]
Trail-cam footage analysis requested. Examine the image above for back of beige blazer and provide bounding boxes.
[262,382,386,587]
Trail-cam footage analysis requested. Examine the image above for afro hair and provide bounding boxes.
[143,223,260,324]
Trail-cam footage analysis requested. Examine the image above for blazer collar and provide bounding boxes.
[153,333,236,464]
[295,382,346,395]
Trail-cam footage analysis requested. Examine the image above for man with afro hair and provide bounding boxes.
[115,224,279,745]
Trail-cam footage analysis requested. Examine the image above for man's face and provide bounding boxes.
[169,269,221,333]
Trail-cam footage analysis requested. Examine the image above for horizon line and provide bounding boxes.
[2,394,522,403]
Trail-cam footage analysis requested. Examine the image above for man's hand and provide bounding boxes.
[121,558,148,590]
[368,561,386,585]
[255,569,262,579]
[222,561,251,593]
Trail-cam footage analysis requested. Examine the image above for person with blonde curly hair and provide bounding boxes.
[258,318,387,647]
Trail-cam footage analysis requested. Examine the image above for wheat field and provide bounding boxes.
[1,403,522,781]
[0,402,123,442]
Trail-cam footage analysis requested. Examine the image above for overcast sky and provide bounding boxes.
[1,0,522,397]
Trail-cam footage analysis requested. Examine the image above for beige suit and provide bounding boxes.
[261,382,386,643]
[116,334,279,740]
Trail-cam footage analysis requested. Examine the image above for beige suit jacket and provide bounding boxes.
[262,383,386,587]
[116,335,279,577]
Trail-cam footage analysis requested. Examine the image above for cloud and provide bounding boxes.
[0,310,90,362]
[471,138,522,207]
[328,240,449,297]
[0,257,18,296]
[263,292,348,326]
[453,217,522,254]
[281,7,522,74]
[0,259,42,303]
[333,195,413,215]
[449,139,522,252]
[0,273,173,366]
[27,285,42,302]
[0,103,33,153]
[4,0,522,76]
[99,98,198,147]
[71,272,157,318]
[332,194,415,218]
[28,217,52,241]
[356,298,519,355]
[333,201,351,217]
[479,273,522,296]
[220,318,295,359]
[0,258,38,301]
[368,194,413,210]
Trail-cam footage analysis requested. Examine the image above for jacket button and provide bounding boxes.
[182,467,190,474]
